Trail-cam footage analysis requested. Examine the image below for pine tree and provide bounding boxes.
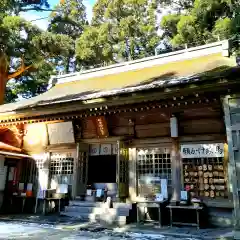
[160,0,240,47]
[0,0,73,103]
[48,0,87,73]
[76,0,160,67]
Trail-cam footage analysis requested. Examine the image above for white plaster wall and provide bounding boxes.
[0,155,6,209]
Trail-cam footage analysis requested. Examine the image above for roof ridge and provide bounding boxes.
[50,40,228,86]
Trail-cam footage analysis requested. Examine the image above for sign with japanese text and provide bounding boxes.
[47,121,74,144]
[181,143,224,158]
[89,144,100,156]
[100,144,112,155]
[94,116,109,138]
[112,144,118,155]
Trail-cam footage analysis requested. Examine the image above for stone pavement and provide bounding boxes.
[0,214,234,239]
[0,221,200,240]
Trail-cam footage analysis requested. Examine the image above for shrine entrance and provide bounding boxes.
[88,155,116,185]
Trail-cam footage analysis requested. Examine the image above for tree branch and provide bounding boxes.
[8,65,32,80]
[20,7,59,12]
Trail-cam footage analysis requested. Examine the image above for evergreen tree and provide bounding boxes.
[76,0,160,67]
[160,0,240,47]
[48,0,87,73]
[0,0,73,103]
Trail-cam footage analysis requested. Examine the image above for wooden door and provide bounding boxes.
[74,143,89,198]
[117,141,129,199]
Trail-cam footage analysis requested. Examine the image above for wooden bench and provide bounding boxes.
[166,205,204,229]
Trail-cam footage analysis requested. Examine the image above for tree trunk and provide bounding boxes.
[0,72,7,105]
[0,54,8,105]
[65,56,71,74]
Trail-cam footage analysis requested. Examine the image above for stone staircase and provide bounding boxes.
[61,200,132,226]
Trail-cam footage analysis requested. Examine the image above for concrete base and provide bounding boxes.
[234,230,240,239]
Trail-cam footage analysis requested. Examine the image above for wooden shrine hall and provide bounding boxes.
[0,40,239,228]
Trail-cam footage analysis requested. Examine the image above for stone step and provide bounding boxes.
[209,210,233,227]
[113,203,132,210]
[65,205,130,216]
[70,200,132,209]
[60,211,95,221]
[60,211,127,226]
[69,201,103,207]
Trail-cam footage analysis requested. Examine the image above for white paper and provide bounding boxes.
[56,184,68,194]
[161,179,168,199]
[96,189,103,197]
[155,194,164,202]
[8,167,14,181]
[90,144,100,156]
[100,144,112,155]
[181,191,188,201]
[86,189,92,196]
[112,144,118,155]
[39,169,49,191]
[37,190,45,199]
[0,166,7,191]
[19,183,24,191]
[181,143,224,158]
[27,183,33,191]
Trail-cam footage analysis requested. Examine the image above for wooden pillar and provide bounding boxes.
[129,148,137,202]
[170,115,181,204]
[72,143,80,199]
[170,138,181,203]
[223,96,240,238]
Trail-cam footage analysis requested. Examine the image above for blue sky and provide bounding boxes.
[21,0,96,30]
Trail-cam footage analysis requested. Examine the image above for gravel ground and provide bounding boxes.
[0,222,200,240]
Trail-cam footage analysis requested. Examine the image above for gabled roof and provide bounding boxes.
[0,40,236,118]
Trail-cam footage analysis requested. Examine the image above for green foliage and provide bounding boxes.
[76,25,114,67]
[8,61,55,100]
[0,2,74,103]
[3,0,240,103]
[1,0,50,15]
[76,0,160,66]
[161,14,181,39]
[48,0,87,73]
[160,0,239,47]
[213,17,232,39]
[157,0,194,12]
[48,0,86,39]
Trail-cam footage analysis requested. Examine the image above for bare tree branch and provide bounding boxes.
[20,7,59,12]
[8,65,32,80]
[7,56,32,81]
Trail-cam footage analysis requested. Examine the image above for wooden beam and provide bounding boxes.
[0,141,22,152]
[0,79,238,121]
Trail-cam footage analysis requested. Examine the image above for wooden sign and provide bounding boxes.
[94,116,109,138]
[47,121,75,145]
[181,143,224,158]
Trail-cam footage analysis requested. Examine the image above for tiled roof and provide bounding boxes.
[0,52,235,115]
